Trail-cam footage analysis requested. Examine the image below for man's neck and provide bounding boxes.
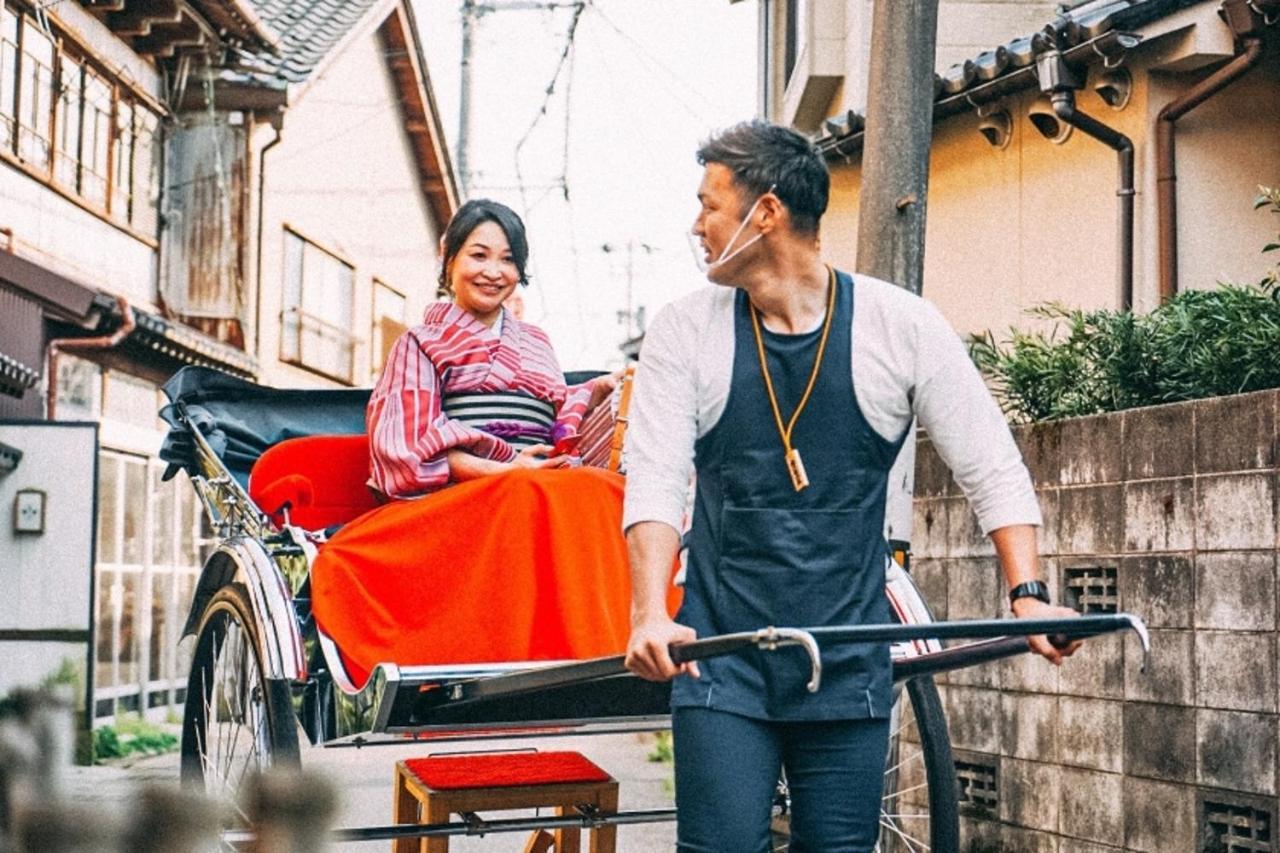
[739,244,830,334]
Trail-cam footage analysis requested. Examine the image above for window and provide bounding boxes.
[89,367,208,721]
[53,52,80,188]
[0,4,161,234]
[784,0,803,88]
[16,14,51,169]
[1,6,19,148]
[281,229,357,383]
[371,279,408,378]
[79,66,111,208]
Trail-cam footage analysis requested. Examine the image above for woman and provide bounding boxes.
[311,201,645,690]
[368,199,612,497]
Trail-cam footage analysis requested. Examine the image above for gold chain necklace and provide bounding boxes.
[748,266,837,492]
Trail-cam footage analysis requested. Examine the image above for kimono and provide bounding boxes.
[310,302,667,690]
[367,302,594,498]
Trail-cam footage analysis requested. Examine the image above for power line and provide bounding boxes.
[512,1,584,216]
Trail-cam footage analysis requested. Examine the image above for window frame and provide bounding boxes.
[279,225,359,385]
[369,277,408,379]
[0,2,164,246]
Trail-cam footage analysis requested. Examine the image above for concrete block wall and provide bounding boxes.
[912,388,1280,852]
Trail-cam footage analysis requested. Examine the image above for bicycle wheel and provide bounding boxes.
[180,585,300,802]
[878,674,958,852]
[770,674,958,852]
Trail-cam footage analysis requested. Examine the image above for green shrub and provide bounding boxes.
[971,189,1280,422]
[93,715,179,763]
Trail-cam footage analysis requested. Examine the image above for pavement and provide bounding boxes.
[66,731,678,851]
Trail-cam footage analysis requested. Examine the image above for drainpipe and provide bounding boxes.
[252,114,283,366]
[1156,0,1273,302]
[1035,36,1136,310]
[45,295,136,419]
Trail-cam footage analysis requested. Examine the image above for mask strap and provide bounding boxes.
[711,183,776,266]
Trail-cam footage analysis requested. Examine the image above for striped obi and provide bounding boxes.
[442,391,556,450]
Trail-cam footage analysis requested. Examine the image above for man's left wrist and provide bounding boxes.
[1008,579,1051,610]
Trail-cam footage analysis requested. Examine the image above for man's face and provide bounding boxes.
[691,163,758,285]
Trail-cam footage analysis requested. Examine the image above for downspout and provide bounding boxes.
[252,115,283,367]
[1156,0,1272,302]
[1035,36,1135,310]
[45,295,136,419]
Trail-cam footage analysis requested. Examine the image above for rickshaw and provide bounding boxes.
[159,365,1145,851]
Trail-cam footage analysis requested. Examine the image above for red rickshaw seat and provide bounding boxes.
[249,434,379,530]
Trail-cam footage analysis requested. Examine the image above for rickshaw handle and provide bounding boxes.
[668,613,1150,694]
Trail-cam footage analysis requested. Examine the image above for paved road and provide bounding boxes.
[68,731,678,851]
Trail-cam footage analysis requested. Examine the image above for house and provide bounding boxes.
[755,0,1280,335]
[0,0,456,724]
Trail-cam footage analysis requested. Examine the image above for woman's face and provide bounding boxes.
[447,220,520,324]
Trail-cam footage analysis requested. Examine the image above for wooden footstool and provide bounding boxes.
[392,751,619,853]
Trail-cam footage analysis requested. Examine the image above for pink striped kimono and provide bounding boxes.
[368,303,595,498]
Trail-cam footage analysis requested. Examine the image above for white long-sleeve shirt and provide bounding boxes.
[622,274,1042,537]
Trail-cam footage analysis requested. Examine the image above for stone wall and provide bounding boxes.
[912,388,1280,852]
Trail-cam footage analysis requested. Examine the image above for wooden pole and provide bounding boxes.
[855,0,940,296]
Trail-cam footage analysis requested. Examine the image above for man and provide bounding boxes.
[622,120,1079,851]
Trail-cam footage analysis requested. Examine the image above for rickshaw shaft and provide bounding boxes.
[219,807,678,845]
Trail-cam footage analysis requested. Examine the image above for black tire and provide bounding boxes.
[770,674,958,852]
[880,675,959,853]
[180,584,300,799]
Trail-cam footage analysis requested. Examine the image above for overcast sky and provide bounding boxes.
[414,0,758,369]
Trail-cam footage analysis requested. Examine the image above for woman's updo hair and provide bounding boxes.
[437,199,531,293]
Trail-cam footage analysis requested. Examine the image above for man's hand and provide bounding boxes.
[1012,597,1083,665]
[625,616,700,682]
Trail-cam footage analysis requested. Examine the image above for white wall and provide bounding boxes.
[0,169,158,307]
[0,422,96,705]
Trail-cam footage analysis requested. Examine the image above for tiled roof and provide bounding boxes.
[817,0,1211,157]
[232,0,387,84]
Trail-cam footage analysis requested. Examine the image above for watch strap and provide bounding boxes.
[1008,580,1051,606]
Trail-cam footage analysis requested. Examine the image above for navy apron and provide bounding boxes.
[671,269,906,721]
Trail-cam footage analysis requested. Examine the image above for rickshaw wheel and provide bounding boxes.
[770,674,959,853]
[180,584,301,804]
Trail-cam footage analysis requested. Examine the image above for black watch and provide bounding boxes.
[1008,580,1051,607]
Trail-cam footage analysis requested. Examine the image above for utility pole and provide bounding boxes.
[457,0,477,197]
[602,240,654,339]
[855,0,940,296]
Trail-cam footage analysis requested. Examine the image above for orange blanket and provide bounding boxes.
[311,467,677,689]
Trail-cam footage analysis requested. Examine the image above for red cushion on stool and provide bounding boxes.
[404,751,611,791]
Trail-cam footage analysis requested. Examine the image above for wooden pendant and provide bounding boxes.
[786,448,809,492]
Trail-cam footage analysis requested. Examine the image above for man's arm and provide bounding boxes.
[623,521,699,681]
[903,297,1078,664]
[990,524,1081,664]
[621,301,703,682]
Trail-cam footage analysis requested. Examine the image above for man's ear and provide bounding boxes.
[757,193,784,235]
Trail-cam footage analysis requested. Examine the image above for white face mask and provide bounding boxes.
[689,184,775,275]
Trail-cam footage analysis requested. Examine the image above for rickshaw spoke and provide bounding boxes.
[223,628,251,787]
[882,747,925,778]
[878,817,928,852]
[884,779,930,799]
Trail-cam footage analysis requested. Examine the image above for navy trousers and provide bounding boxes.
[673,707,890,852]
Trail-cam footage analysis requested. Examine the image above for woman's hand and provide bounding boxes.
[511,444,571,469]
[586,369,625,414]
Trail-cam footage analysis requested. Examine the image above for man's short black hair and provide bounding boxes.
[696,120,829,236]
